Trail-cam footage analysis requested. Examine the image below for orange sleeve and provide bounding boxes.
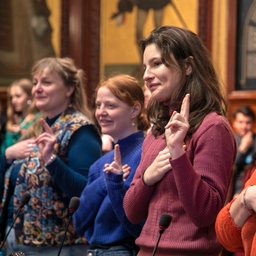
[215,200,244,253]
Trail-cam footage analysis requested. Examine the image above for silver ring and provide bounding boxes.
[28,143,33,148]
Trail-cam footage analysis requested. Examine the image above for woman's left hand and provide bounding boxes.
[165,94,190,159]
[35,118,56,162]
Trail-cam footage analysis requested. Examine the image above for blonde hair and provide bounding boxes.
[31,57,93,122]
[6,79,38,131]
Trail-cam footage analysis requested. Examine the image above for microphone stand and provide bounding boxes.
[0,193,30,256]
[57,197,80,256]
[152,231,163,256]
[152,213,172,256]
[56,214,72,256]
[0,207,23,253]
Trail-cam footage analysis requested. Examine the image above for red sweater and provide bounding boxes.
[215,170,256,255]
[123,112,236,255]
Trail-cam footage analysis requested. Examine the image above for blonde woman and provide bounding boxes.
[1,79,39,154]
[1,57,102,256]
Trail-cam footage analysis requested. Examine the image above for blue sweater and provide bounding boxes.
[73,131,145,246]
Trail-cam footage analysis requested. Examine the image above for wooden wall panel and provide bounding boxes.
[226,0,256,131]
[198,0,213,53]
[61,0,100,108]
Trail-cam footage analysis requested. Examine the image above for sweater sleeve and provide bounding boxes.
[104,164,144,237]
[73,162,108,236]
[169,122,236,227]
[215,201,244,252]
[47,125,102,198]
[123,134,158,224]
[124,116,236,227]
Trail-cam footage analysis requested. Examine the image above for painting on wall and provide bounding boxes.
[236,0,256,90]
[0,0,59,118]
[0,0,56,88]
[100,0,198,83]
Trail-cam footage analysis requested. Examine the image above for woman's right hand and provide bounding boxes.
[5,138,36,163]
[143,147,172,186]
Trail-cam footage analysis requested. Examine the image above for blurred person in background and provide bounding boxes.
[0,79,39,154]
[232,105,256,197]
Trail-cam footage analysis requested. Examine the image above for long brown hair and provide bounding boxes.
[140,26,227,139]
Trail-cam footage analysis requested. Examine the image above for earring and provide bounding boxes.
[27,100,32,105]
[132,122,135,126]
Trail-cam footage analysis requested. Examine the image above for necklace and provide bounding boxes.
[19,115,31,129]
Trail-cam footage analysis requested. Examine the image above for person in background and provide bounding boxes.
[0,79,39,154]
[123,26,237,255]
[215,165,256,256]
[73,74,150,255]
[0,57,102,256]
[232,105,256,196]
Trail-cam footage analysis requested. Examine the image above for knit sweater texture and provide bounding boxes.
[73,131,144,246]
[123,112,237,256]
[215,170,256,255]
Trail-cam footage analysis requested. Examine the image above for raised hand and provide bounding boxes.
[239,131,254,154]
[35,118,56,162]
[103,144,131,180]
[165,94,190,160]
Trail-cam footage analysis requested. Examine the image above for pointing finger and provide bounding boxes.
[40,118,53,134]
[114,144,122,166]
[180,94,190,122]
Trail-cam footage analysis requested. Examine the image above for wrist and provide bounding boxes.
[44,154,57,166]
[142,171,156,187]
[167,146,185,160]
[241,184,255,215]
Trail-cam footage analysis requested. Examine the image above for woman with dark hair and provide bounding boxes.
[123,26,237,255]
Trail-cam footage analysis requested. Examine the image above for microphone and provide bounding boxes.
[152,213,172,256]
[0,192,31,253]
[57,197,80,256]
